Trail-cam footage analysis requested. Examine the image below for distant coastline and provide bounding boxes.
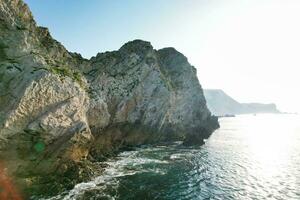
[204,89,281,116]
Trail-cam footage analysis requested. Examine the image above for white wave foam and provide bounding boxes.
[48,149,168,200]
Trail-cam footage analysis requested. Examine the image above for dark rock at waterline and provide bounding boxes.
[183,115,219,146]
[0,0,219,197]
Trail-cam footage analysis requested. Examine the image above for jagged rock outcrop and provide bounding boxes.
[86,42,219,157]
[0,0,219,197]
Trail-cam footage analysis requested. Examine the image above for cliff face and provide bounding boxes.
[0,0,218,196]
[87,43,218,156]
[204,89,280,116]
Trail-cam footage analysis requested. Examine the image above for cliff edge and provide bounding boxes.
[0,0,219,197]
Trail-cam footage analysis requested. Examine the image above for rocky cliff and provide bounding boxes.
[0,0,218,197]
[204,89,280,116]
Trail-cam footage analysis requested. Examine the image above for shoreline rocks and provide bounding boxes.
[0,0,219,197]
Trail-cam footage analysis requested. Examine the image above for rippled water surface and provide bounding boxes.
[52,114,300,200]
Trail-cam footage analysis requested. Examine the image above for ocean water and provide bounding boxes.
[50,114,300,200]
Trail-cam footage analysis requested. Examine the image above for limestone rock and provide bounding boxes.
[0,0,219,196]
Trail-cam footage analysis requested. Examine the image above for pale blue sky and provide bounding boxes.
[24,0,200,57]
[24,0,300,112]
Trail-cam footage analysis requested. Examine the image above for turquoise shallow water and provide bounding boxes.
[51,114,300,200]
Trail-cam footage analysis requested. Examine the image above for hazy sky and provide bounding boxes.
[24,0,300,112]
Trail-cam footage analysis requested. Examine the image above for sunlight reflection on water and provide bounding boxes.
[212,114,300,199]
[49,114,300,200]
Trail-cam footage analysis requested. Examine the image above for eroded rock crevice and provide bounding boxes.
[0,0,219,197]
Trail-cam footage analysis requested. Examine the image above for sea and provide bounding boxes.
[49,114,300,200]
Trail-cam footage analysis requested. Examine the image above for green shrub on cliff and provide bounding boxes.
[48,66,84,87]
[0,43,8,60]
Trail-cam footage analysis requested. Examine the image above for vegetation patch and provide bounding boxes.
[48,66,84,87]
[0,43,8,60]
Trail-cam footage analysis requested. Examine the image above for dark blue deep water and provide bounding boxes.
[50,114,300,200]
